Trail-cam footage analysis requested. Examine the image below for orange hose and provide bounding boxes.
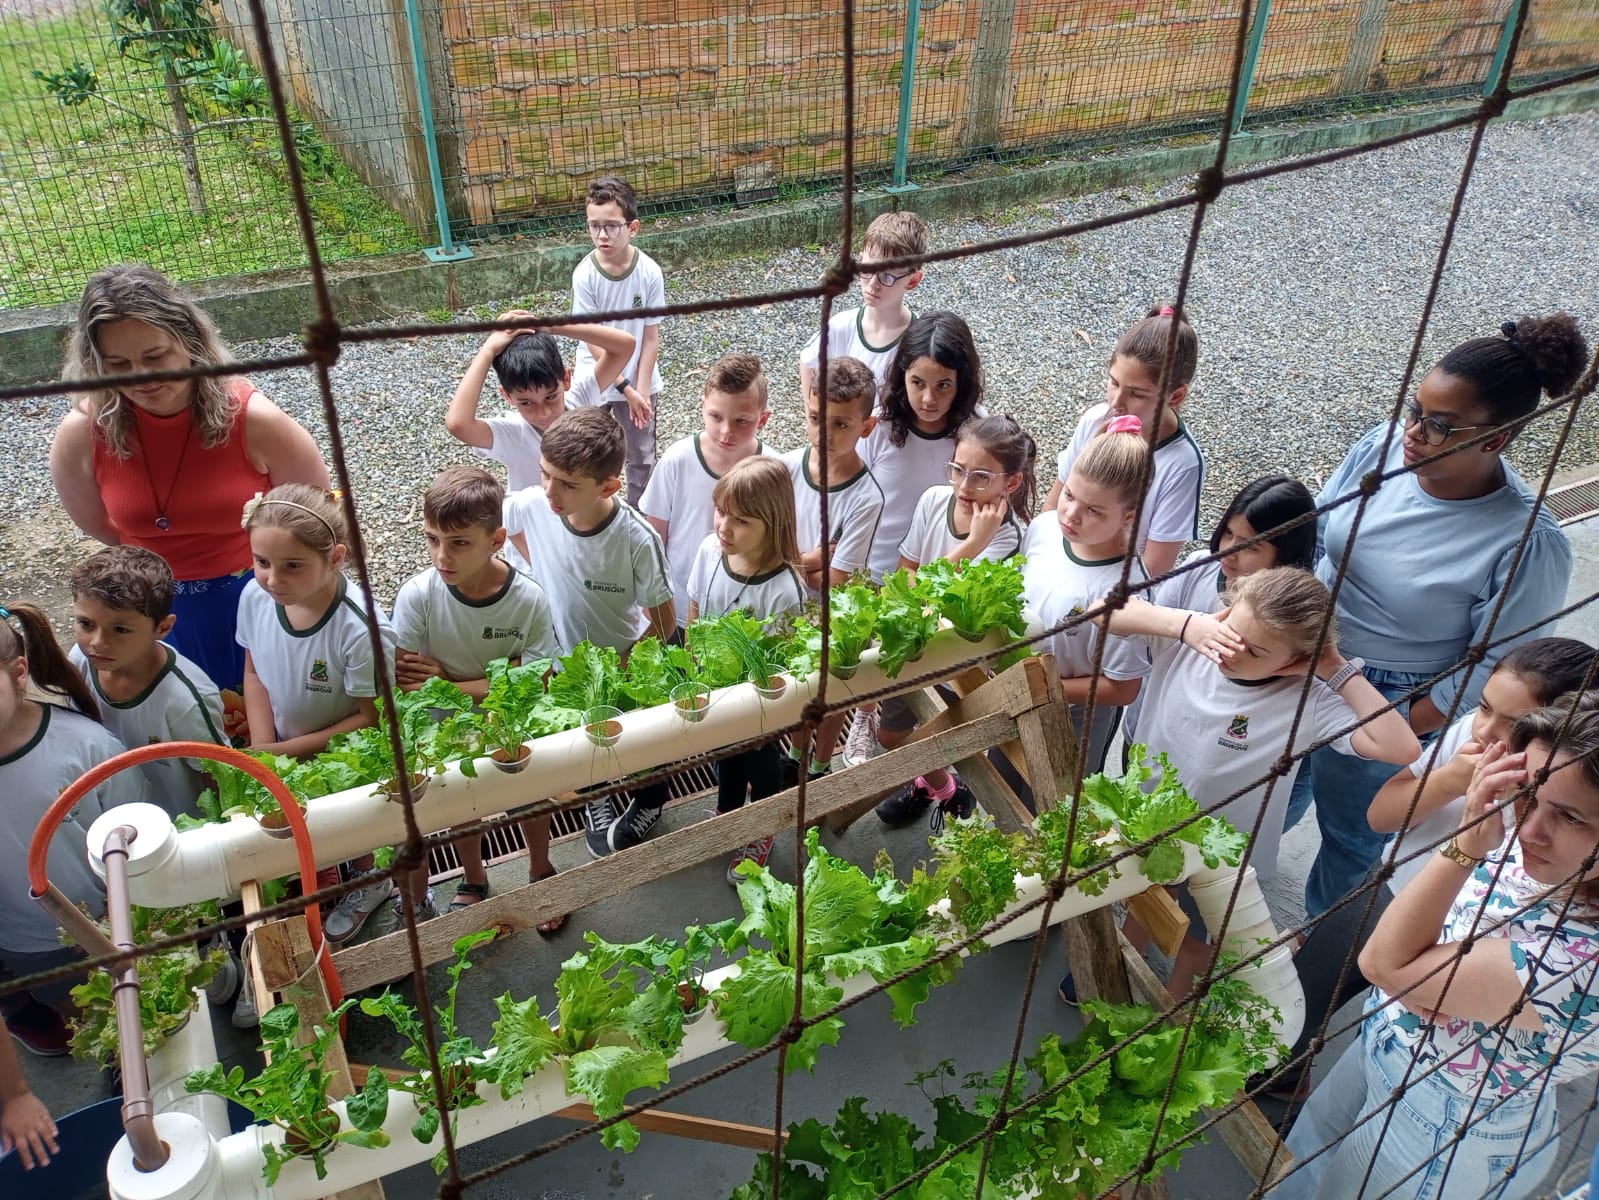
[27,741,343,1007]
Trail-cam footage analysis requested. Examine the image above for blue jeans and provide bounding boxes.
[1303,667,1429,918]
[1281,999,1558,1200]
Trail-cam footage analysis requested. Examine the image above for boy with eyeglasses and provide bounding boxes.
[572,175,666,506]
[445,311,635,497]
[799,210,927,398]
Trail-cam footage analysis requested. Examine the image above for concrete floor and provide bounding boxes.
[11,518,1599,1198]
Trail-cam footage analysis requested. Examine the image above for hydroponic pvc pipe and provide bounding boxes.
[87,628,1012,908]
[1188,866,1306,1058]
[108,844,1306,1200]
[145,995,229,1139]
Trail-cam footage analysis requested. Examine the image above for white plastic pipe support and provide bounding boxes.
[1186,865,1306,1064]
[146,993,230,1138]
[107,1111,217,1200]
[87,628,1014,907]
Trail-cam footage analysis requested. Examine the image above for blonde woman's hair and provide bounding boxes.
[65,264,240,460]
[1222,567,1337,659]
[712,457,800,569]
[1071,428,1149,507]
[243,483,346,557]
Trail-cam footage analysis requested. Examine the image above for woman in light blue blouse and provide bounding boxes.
[1292,312,1587,917]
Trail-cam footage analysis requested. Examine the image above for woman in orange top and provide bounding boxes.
[49,265,329,735]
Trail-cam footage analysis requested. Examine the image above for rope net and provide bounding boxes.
[2,0,1598,1197]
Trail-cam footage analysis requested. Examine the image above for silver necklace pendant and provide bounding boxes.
[155,516,171,531]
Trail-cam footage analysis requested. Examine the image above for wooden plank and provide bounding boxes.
[334,712,1019,992]
[892,686,1035,835]
[551,1102,789,1151]
[1062,906,1132,1005]
[239,881,275,1038]
[1119,939,1291,1188]
[1125,887,1191,959]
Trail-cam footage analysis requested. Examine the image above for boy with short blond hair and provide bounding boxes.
[445,311,636,493]
[391,465,564,924]
[67,545,226,817]
[573,175,666,506]
[799,210,927,398]
[640,353,774,628]
[503,407,676,857]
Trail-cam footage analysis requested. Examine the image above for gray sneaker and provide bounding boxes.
[204,947,241,1007]
[323,874,397,944]
[841,708,884,767]
[231,977,260,1029]
[393,886,438,924]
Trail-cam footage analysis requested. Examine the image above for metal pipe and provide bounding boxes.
[401,0,471,261]
[1230,0,1274,135]
[890,0,924,189]
[1482,0,1524,97]
[103,824,169,1173]
[31,880,121,958]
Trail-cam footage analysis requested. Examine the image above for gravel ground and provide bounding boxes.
[3,111,1597,617]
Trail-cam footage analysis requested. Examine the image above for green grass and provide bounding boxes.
[0,8,420,309]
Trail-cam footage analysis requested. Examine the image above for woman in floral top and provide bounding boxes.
[1280,698,1599,1200]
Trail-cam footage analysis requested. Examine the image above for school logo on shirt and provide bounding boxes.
[1217,714,1249,752]
[307,658,333,694]
[583,578,626,595]
[482,625,523,640]
[631,294,643,308]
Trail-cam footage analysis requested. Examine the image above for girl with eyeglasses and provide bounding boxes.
[843,310,987,767]
[1291,312,1587,920]
[872,415,1036,828]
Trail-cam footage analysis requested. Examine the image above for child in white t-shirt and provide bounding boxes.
[873,415,1034,828]
[238,484,398,945]
[67,545,227,817]
[799,210,926,399]
[0,602,148,1034]
[1043,304,1205,579]
[573,175,665,506]
[641,353,772,628]
[392,466,562,928]
[503,408,675,858]
[445,310,635,493]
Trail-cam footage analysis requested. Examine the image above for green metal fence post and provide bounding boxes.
[1230,0,1274,135]
[887,0,923,193]
[1483,0,1523,96]
[403,0,471,262]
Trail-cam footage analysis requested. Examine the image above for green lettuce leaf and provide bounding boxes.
[565,1043,671,1151]
[711,953,843,1074]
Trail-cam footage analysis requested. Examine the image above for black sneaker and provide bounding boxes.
[781,754,830,790]
[928,780,976,833]
[875,781,934,828]
[609,796,662,852]
[585,794,617,859]
[6,996,70,1056]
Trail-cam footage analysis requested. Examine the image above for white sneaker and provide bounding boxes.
[841,709,884,767]
[205,947,241,1006]
[393,886,438,924]
[324,874,397,944]
[231,977,260,1029]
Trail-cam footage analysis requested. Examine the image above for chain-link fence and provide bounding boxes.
[3,0,1595,308]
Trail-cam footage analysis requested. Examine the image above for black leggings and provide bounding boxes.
[717,743,785,814]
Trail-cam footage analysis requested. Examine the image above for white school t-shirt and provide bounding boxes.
[1136,642,1359,878]
[898,484,1023,568]
[469,396,578,493]
[69,643,226,819]
[1022,515,1151,683]
[639,435,773,626]
[1124,555,1227,743]
[783,447,887,588]
[800,307,907,395]
[861,417,985,580]
[391,565,560,678]
[1055,403,1206,552]
[683,533,809,624]
[235,578,397,741]
[1385,714,1477,896]
[502,490,672,653]
[571,248,666,394]
[0,706,149,952]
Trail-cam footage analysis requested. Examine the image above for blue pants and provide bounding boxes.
[167,567,251,694]
[1280,998,1557,1200]
[1302,667,1428,918]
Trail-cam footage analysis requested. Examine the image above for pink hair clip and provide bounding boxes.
[1159,305,1176,317]
[1105,414,1143,435]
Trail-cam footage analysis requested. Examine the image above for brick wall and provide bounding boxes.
[442,0,1598,229]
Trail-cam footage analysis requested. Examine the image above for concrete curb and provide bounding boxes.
[4,84,1596,388]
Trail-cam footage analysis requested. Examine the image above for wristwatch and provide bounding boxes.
[1439,837,1484,869]
[1323,657,1365,692]
[615,379,632,397]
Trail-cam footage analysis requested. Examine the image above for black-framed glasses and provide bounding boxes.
[1403,401,1487,446]
[866,267,917,287]
[945,461,1006,493]
[585,221,627,237]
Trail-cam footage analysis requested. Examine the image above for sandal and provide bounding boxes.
[530,867,569,935]
[449,880,491,912]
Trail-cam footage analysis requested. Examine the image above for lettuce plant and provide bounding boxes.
[874,568,941,679]
[915,555,1028,641]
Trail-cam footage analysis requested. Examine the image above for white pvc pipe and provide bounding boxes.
[110,845,1269,1200]
[87,627,1011,908]
[107,1111,216,1200]
[146,994,230,1138]
[1187,865,1305,1063]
